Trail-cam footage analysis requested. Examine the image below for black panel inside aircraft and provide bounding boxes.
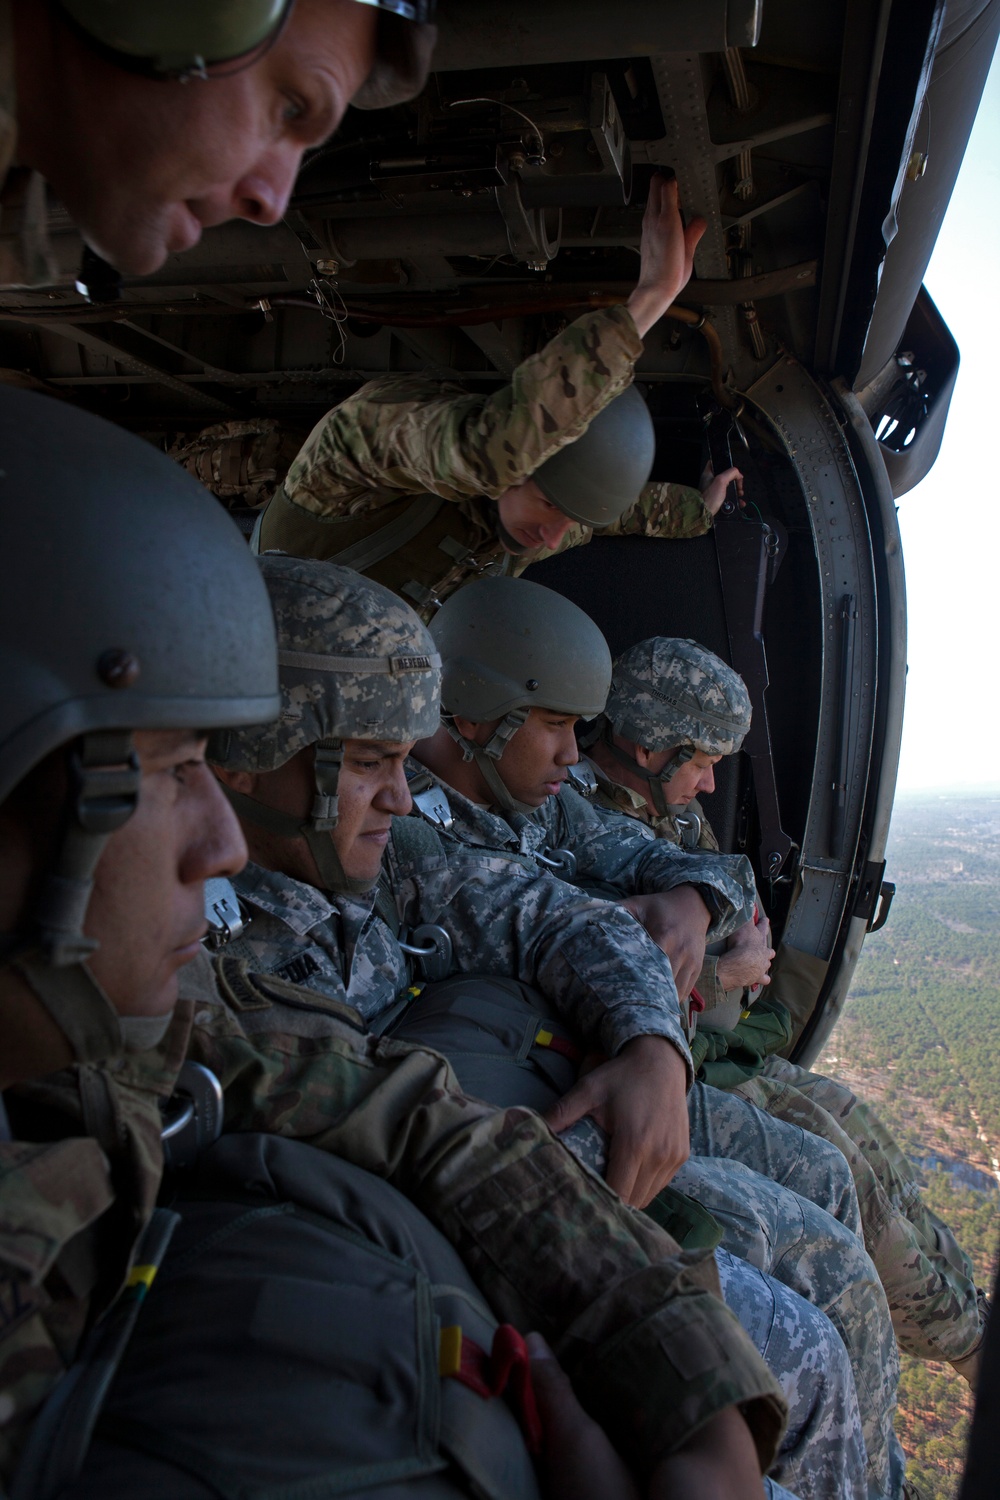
[525,417,823,924]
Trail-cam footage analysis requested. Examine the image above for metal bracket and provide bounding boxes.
[160,1061,224,1170]
[495,174,562,270]
[411,781,455,832]
[202,877,249,950]
[397,923,454,982]
[535,846,578,879]
[565,761,598,798]
[852,859,894,932]
[589,72,631,201]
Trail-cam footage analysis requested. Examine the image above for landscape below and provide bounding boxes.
[815,792,1000,1499]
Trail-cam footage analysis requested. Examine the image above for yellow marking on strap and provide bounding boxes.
[535,1029,554,1048]
[127,1264,158,1291]
[439,1325,463,1377]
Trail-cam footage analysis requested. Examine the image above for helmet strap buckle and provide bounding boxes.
[36,731,141,967]
[311,740,344,830]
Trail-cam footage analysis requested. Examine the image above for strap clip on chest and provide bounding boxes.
[397,924,453,982]
[160,1061,224,1170]
[410,779,455,832]
[534,846,577,879]
[202,877,250,949]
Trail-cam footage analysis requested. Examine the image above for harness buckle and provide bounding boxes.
[412,782,455,831]
[565,761,598,798]
[160,1062,224,1170]
[535,846,577,879]
[397,923,453,982]
[202,877,250,950]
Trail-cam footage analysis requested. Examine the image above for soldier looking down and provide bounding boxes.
[580,634,992,1390]
[213,561,899,1500]
[0,392,788,1499]
[252,174,743,614]
[407,576,912,1500]
[1,0,435,284]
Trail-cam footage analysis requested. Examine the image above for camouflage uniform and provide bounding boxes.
[207,930,869,1500]
[227,781,899,1497]
[253,307,712,618]
[0,953,788,1490]
[586,756,985,1368]
[391,767,902,1499]
[168,419,306,512]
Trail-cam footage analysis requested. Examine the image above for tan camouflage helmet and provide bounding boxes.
[210,555,440,892]
[589,637,751,814]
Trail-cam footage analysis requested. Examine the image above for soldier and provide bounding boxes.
[580,634,991,1388]
[0,391,788,1499]
[1,0,435,283]
[211,555,901,1500]
[251,173,742,614]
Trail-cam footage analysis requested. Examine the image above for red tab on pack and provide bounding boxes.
[439,1323,543,1456]
[534,1028,583,1064]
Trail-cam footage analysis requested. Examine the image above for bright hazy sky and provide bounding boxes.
[894,47,1000,790]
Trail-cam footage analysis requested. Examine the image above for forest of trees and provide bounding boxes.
[814,792,1000,1499]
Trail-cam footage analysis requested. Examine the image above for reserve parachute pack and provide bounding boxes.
[21,1140,543,1500]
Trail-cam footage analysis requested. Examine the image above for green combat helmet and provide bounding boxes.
[430,575,612,814]
[210,556,441,894]
[0,388,280,1066]
[57,0,436,105]
[531,383,656,529]
[585,636,752,815]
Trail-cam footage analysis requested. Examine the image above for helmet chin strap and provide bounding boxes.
[592,721,696,818]
[222,740,377,897]
[443,710,537,816]
[2,731,145,1066]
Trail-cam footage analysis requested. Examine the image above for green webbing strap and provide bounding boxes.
[642,1185,723,1253]
[325,495,446,574]
[373,875,401,939]
[11,1207,181,1500]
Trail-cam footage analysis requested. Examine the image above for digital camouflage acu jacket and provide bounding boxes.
[0,952,785,1485]
[225,861,407,1023]
[383,760,754,1065]
[391,760,754,1037]
[255,306,712,618]
[230,826,691,1064]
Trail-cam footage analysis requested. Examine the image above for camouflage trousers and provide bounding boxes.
[733,1057,984,1364]
[563,1122,869,1500]
[685,1084,903,1500]
[716,1249,867,1500]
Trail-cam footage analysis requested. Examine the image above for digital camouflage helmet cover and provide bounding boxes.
[587,636,752,815]
[210,555,441,893]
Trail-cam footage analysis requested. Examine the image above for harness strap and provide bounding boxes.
[326,495,446,572]
[11,1208,181,1500]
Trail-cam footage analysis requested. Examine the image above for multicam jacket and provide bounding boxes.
[254,306,712,618]
[0,954,785,1485]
